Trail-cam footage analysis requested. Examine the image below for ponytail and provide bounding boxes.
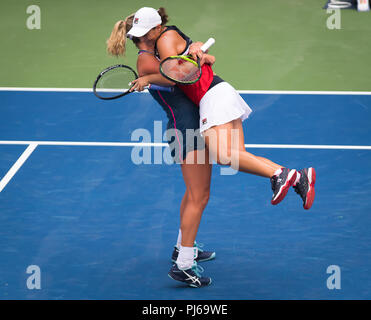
[106,13,136,56]
[106,20,128,56]
[158,7,169,26]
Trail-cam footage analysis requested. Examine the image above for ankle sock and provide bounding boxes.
[274,168,283,176]
[176,229,182,249]
[176,245,198,270]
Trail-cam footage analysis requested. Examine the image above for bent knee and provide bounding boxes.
[216,148,242,167]
[187,188,210,209]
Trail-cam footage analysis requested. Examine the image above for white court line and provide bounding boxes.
[0,141,166,147]
[1,87,371,95]
[0,87,93,92]
[0,143,38,193]
[0,88,369,191]
[238,90,371,95]
[0,141,369,192]
[0,140,370,150]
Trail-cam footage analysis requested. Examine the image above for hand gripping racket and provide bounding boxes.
[93,64,173,100]
[159,38,215,85]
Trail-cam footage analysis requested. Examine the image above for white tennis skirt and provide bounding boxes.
[199,81,252,133]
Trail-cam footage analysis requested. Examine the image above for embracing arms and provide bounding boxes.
[130,37,215,92]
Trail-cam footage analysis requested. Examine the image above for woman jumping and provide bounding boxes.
[128,7,316,215]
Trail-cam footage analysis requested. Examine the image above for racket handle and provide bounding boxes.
[200,38,215,52]
[146,84,174,92]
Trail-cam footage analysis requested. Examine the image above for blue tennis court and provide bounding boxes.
[0,89,370,299]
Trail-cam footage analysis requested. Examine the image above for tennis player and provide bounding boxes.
[127,7,316,216]
[107,10,215,288]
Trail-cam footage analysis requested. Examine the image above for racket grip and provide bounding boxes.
[200,38,215,52]
[147,84,174,92]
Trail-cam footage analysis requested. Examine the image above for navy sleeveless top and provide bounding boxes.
[154,25,192,59]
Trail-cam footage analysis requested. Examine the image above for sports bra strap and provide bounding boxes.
[154,25,192,59]
[138,49,154,55]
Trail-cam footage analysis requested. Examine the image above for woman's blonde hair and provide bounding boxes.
[106,14,133,57]
[106,7,169,57]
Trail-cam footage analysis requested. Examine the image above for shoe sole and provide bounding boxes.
[271,169,297,205]
[304,167,316,210]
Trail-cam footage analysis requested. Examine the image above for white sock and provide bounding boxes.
[293,172,301,186]
[176,229,182,249]
[274,168,283,176]
[176,229,197,249]
[176,245,198,270]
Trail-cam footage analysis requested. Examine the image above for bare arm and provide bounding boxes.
[136,53,160,77]
[201,53,216,66]
[130,53,174,92]
[130,73,174,92]
[157,31,186,61]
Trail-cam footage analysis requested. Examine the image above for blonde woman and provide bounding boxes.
[107,9,214,288]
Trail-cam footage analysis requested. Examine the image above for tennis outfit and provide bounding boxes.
[148,86,205,163]
[139,46,205,163]
[198,82,252,133]
[155,26,252,134]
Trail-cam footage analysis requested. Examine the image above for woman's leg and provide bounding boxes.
[231,118,283,172]
[179,148,212,247]
[230,118,315,209]
[168,147,213,288]
[203,118,297,205]
[203,120,280,178]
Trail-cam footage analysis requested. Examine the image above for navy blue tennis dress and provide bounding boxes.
[141,26,205,163]
[149,85,205,163]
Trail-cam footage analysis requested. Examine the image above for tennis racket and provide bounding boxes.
[93,64,173,100]
[159,38,216,85]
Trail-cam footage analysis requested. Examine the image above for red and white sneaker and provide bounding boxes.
[293,167,316,210]
[270,168,297,205]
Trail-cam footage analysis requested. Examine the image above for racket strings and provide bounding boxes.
[161,58,200,83]
[97,68,134,90]
[95,66,136,99]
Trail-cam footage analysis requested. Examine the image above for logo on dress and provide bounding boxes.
[202,118,207,125]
